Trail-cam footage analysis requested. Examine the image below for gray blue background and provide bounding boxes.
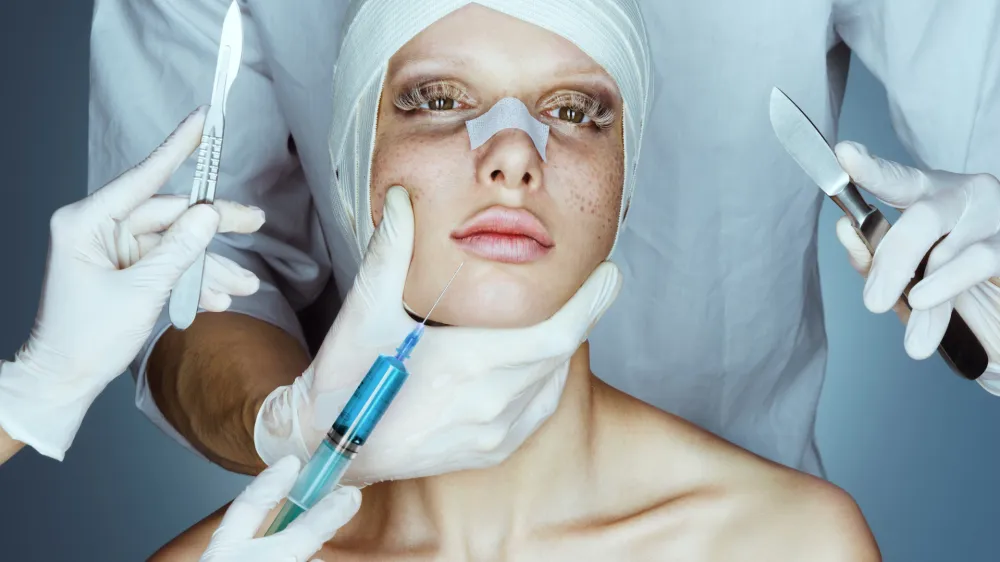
[1,3,998,561]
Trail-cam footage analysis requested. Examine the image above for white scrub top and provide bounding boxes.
[87,0,1000,475]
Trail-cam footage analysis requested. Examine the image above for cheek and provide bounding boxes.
[369,131,466,227]
[549,136,624,251]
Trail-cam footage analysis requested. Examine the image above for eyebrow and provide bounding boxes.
[549,72,620,103]
[390,57,472,86]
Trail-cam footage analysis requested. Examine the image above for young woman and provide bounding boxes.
[153,2,880,560]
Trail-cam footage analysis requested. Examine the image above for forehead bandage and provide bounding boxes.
[330,0,652,269]
[466,97,550,161]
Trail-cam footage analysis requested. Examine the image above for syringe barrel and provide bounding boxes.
[283,354,408,513]
[331,354,409,447]
[286,434,356,510]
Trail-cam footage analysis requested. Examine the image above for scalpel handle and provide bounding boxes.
[169,253,207,330]
[833,183,989,380]
[168,126,224,330]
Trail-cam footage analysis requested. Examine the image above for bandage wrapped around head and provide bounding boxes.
[329,0,653,267]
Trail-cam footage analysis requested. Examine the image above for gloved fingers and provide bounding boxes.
[245,532,327,561]
[199,287,233,313]
[502,371,565,440]
[429,261,622,367]
[88,107,208,221]
[357,185,415,303]
[134,233,162,257]
[909,238,1000,309]
[922,175,1000,275]
[213,456,302,543]
[458,361,567,425]
[279,486,362,548]
[247,487,359,562]
[123,195,266,237]
[834,141,931,208]
[862,190,966,314]
[129,204,221,283]
[515,261,623,358]
[204,252,261,298]
[903,302,952,360]
[834,215,873,276]
[458,374,564,457]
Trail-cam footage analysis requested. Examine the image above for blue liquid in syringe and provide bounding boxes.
[264,327,420,535]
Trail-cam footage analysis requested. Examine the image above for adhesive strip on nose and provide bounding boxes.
[466,97,550,161]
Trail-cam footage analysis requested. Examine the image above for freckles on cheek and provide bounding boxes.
[556,143,624,244]
[370,139,430,227]
[600,148,625,233]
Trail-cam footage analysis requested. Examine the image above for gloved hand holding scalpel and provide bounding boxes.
[0,107,264,463]
[833,141,1000,394]
[770,86,1000,390]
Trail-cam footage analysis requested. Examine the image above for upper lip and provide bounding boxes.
[451,206,554,247]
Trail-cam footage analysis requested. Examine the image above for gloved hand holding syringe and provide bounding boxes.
[264,262,465,535]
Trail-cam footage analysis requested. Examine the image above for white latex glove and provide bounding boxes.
[256,186,623,483]
[199,455,361,562]
[832,140,1000,394]
[0,107,266,460]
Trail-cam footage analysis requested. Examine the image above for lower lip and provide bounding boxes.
[452,234,551,263]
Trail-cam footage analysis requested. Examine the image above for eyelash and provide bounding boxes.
[542,91,615,130]
[394,81,472,112]
[393,83,616,130]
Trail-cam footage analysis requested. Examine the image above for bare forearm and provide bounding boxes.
[0,425,24,466]
[147,312,310,475]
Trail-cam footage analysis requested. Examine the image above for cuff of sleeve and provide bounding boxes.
[976,362,1000,397]
[0,359,100,461]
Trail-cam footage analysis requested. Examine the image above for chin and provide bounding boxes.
[419,277,556,328]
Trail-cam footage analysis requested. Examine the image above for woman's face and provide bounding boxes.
[370,4,624,328]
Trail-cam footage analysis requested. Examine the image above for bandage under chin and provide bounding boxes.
[466,97,550,161]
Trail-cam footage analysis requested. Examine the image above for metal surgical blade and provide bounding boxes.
[168,0,245,330]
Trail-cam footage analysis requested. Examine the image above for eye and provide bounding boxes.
[423,98,457,111]
[546,106,592,124]
[394,81,472,113]
[540,91,616,129]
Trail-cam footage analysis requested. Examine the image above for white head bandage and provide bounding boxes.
[466,97,550,161]
[329,0,652,268]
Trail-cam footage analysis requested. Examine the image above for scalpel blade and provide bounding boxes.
[168,0,245,330]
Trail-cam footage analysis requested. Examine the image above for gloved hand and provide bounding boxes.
[0,107,266,460]
[199,455,361,562]
[256,186,623,483]
[832,140,1000,393]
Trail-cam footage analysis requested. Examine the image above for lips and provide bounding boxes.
[450,206,554,264]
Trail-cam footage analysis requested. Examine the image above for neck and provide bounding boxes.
[361,342,601,555]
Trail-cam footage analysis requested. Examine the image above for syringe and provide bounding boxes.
[263,262,464,536]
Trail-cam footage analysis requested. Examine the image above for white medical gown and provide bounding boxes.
[87,0,1000,475]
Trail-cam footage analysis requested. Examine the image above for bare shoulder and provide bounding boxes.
[711,469,881,562]
[595,388,879,561]
[617,459,881,561]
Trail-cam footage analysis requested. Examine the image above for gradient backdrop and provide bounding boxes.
[1,3,998,561]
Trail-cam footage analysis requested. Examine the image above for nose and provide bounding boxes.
[475,129,543,191]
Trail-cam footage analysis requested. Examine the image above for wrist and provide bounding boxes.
[0,359,101,461]
[0,423,25,465]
